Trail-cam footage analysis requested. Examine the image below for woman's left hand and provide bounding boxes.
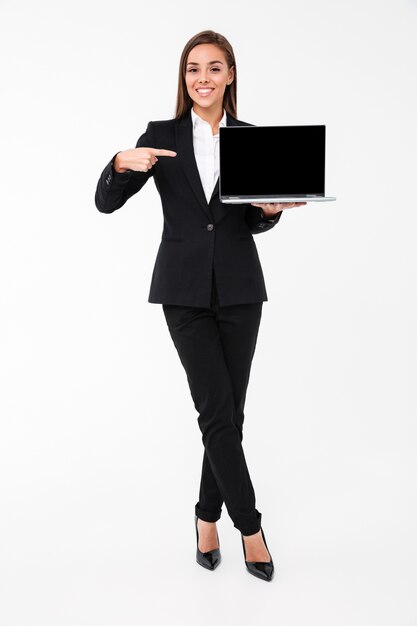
[251,202,307,218]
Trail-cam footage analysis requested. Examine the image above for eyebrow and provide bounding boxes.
[186,60,224,66]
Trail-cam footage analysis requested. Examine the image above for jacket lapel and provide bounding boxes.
[176,109,239,223]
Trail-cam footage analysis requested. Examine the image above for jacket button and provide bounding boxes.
[206,224,214,231]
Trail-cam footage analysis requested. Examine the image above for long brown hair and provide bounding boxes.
[174,30,237,120]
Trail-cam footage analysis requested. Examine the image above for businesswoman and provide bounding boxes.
[95,30,305,581]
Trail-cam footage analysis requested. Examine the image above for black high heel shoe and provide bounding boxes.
[241,527,274,581]
[195,515,221,570]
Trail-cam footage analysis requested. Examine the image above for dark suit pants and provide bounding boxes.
[162,272,263,536]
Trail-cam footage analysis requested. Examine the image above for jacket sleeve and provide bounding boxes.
[244,203,283,234]
[95,121,156,214]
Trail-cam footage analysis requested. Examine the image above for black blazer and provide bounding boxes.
[95,109,283,307]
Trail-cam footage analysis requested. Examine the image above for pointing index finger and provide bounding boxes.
[150,148,177,157]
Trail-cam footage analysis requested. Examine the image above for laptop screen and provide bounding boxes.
[219,125,326,197]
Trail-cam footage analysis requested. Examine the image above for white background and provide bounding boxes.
[1,0,416,624]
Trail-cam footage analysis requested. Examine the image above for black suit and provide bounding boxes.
[95,108,282,535]
[95,109,283,308]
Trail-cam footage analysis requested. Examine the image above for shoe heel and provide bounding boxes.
[195,515,221,570]
[241,526,274,581]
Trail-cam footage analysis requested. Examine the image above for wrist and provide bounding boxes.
[113,151,129,173]
[261,209,279,220]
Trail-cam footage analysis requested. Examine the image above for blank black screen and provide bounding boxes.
[219,125,325,197]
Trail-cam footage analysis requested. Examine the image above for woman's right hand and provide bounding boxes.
[114,147,177,173]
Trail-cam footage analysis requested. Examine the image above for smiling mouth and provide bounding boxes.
[196,88,215,96]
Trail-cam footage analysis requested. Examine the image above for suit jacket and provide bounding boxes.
[95,109,283,307]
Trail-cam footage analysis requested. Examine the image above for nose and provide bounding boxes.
[198,72,210,83]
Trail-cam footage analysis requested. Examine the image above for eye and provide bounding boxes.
[187,67,221,72]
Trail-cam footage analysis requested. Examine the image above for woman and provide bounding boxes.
[95,30,305,582]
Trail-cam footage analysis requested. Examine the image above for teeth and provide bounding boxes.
[197,89,213,93]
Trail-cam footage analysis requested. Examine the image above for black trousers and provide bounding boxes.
[162,271,263,536]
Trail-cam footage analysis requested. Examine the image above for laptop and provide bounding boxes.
[219,124,336,203]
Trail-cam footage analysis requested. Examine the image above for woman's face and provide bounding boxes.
[185,43,234,113]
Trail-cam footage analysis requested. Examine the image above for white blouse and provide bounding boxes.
[191,106,227,204]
